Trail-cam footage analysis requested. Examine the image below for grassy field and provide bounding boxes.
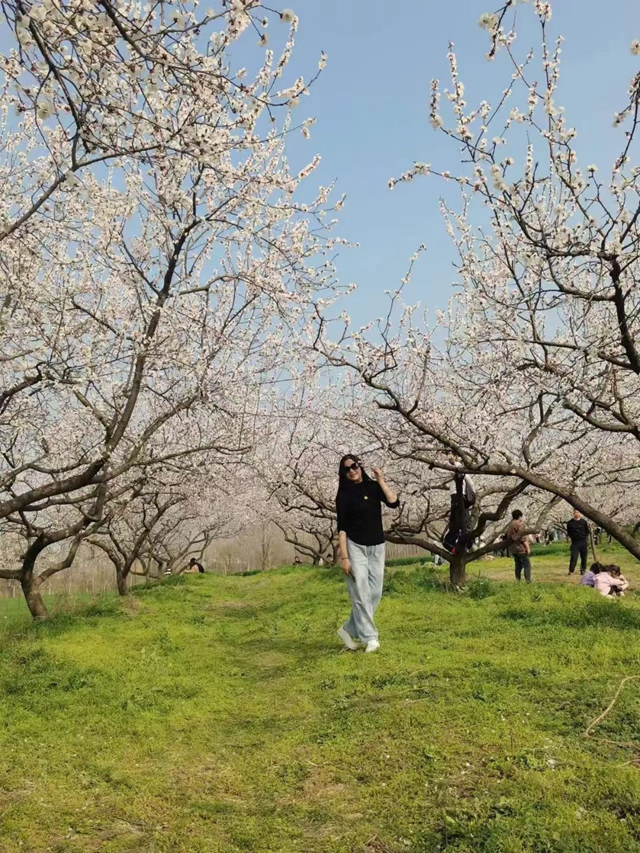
[1,546,640,852]
[0,593,81,631]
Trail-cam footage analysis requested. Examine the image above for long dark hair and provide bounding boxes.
[337,454,371,489]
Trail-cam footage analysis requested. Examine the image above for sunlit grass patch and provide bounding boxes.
[1,552,640,851]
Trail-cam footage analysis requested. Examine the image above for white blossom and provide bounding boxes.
[170,11,188,27]
[36,101,54,121]
[478,12,499,30]
[534,1,552,21]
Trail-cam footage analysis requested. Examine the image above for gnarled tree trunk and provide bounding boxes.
[449,554,466,588]
[116,569,128,596]
[20,547,49,620]
[21,577,48,621]
[20,535,49,621]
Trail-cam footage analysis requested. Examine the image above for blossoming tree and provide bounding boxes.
[312,0,640,583]
[0,0,343,617]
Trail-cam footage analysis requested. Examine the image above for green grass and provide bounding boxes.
[0,596,28,629]
[476,540,638,585]
[0,591,101,632]
[1,549,640,852]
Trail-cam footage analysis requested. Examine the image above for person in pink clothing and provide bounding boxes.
[594,565,629,597]
[608,566,629,597]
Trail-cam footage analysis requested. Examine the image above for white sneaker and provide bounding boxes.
[364,640,380,654]
[337,627,359,651]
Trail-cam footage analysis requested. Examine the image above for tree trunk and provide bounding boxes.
[116,569,128,596]
[20,538,49,620]
[449,555,466,588]
[589,526,599,564]
[21,575,48,620]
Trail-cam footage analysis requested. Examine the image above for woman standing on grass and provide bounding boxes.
[336,455,399,653]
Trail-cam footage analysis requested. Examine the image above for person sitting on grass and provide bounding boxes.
[185,557,205,574]
[608,566,629,598]
[594,564,628,598]
[580,562,603,588]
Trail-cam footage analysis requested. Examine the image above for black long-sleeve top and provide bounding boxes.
[336,480,400,546]
[567,518,589,544]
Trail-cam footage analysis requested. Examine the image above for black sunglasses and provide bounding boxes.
[343,462,360,472]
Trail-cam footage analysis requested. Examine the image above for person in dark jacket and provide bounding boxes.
[567,509,589,575]
[335,455,399,654]
[443,461,476,554]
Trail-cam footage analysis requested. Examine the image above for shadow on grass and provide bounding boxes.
[0,643,103,704]
[499,599,640,630]
[222,633,339,680]
[130,575,187,596]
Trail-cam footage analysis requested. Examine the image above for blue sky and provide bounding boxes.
[1,2,637,327]
[283,0,639,325]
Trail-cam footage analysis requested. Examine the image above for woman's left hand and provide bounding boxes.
[371,467,383,482]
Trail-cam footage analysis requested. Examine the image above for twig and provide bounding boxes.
[585,675,640,749]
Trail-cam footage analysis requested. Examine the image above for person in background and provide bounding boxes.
[594,564,628,598]
[581,562,603,588]
[608,566,629,597]
[293,556,302,565]
[186,557,205,574]
[443,458,476,553]
[566,509,589,575]
[336,454,400,654]
[497,533,509,558]
[506,509,532,582]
